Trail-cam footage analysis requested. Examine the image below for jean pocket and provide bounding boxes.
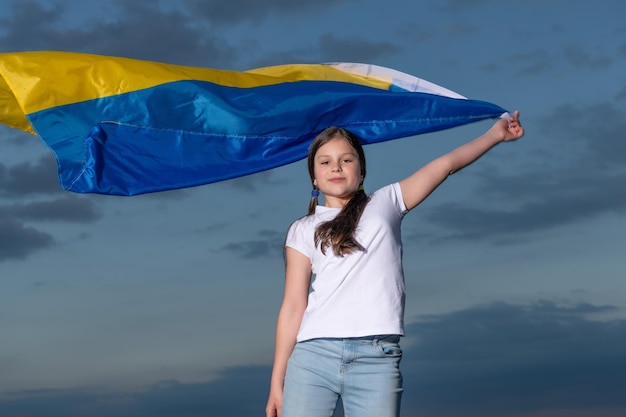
[375,336,403,358]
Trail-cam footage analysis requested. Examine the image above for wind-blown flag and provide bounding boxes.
[0,51,507,196]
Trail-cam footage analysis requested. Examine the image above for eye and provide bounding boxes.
[320,161,329,165]
[342,159,353,163]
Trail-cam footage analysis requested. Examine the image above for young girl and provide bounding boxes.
[266,111,524,417]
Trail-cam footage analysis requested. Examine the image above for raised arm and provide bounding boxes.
[266,247,312,417]
[399,110,524,211]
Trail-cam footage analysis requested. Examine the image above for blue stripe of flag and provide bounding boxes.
[28,79,506,195]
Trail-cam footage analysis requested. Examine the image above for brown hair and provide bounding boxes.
[307,127,370,257]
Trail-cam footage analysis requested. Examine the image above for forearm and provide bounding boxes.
[269,306,305,391]
[446,129,504,174]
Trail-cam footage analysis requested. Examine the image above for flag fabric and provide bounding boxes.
[0,51,507,196]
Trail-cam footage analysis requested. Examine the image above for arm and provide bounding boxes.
[399,110,524,211]
[266,247,312,417]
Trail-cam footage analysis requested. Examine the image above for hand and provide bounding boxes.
[490,110,524,142]
[266,390,282,417]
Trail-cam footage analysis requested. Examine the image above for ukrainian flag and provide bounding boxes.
[0,51,506,195]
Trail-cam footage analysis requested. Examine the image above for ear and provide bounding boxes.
[313,179,317,186]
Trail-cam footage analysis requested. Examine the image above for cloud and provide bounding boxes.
[0,195,100,262]
[419,172,626,244]
[511,49,554,76]
[220,170,287,193]
[315,34,400,63]
[402,301,626,417]
[411,100,626,244]
[218,229,284,259]
[563,44,613,70]
[248,33,401,69]
[0,1,233,67]
[1,300,624,417]
[0,196,102,223]
[0,1,64,51]
[0,156,61,197]
[186,0,355,23]
[0,366,270,417]
[0,218,54,261]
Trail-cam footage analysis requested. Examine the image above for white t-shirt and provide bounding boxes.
[286,183,408,342]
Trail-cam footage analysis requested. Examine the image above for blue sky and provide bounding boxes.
[1,1,625,416]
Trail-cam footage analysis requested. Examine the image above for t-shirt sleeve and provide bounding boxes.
[371,182,408,217]
[390,182,409,216]
[285,218,312,259]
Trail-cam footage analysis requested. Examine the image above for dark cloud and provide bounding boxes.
[539,103,626,168]
[403,301,626,417]
[0,218,54,261]
[0,366,270,417]
[249,34,401,70]
[439,0,496,10]
[0,195,99,261]
[0,156,61,197]
[221,170,287,192]
[1,196,102,223]
[0,1,234,67]
[316,34,400,63]
[0,1,64,51]
[511,49,554,76]
[0,0,358,68]
[563,45,613,70]
[219,229,284,259]
[420,172,626,244]
[410,100,626,244]
[187,0,355,23]
[1,301,624,417]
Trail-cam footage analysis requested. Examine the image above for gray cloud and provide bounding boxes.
[315,34,400,63]
[0,0,358,69]
[0,195,100,261]
[0,1,233,67]
[186,0,355,23]
[563,44,613,70]
[0,366,269,417]
[438,0,496,10]
[411,100,626,244]
[0,156,61,197]
[511,49,554,76]
[248,33,401,70]
[403,301,626,416]
[1,300,623,417]
[220,170,287,193]
[219,229,284,259]
[0,1,64,51]
[1,196,102,223]
[420,172,626,244]
[0,218,54,261]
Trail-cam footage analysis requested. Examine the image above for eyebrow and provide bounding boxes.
[315,151,357,159]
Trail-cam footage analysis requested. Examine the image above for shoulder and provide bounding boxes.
[369,183,407,214]
[287,214,313,235]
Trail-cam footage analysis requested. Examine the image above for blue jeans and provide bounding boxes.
[282,335,403,417]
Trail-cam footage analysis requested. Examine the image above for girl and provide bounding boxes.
[266,111,524,417]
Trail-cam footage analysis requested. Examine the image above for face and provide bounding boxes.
[312,135,364,208]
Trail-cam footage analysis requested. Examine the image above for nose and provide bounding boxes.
[331,161,342,172]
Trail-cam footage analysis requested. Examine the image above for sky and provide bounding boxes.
[0,0,625,416]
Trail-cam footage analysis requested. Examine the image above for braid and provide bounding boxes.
[315,188,370,256]
[308,188,318,215]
